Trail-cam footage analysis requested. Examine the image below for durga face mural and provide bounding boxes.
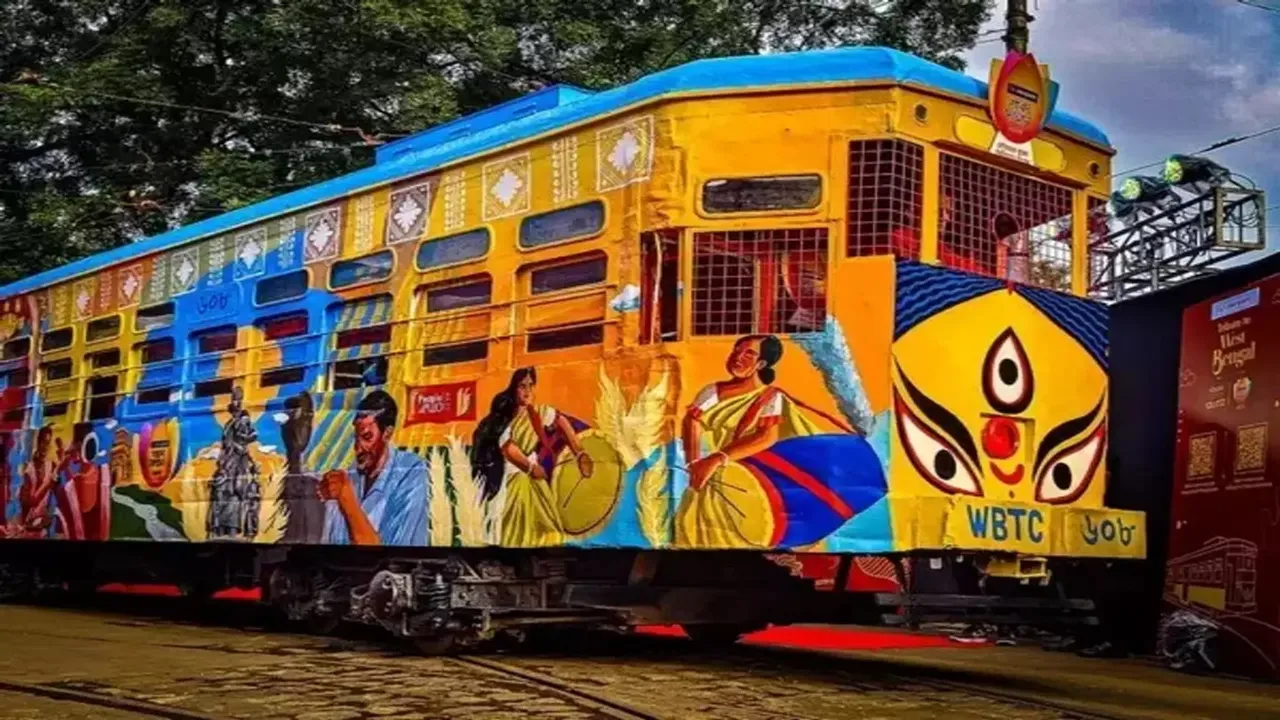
[890,264,1110,508]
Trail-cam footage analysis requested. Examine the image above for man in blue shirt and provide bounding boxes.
[320,390,428,546]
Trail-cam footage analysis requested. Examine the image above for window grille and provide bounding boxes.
[519,201,605,249]
[41,328,73,352]
[640,231,680,344]
[692,228,828,336]
[193,326,238,354]
[135,302,175,331]
[256,270,308,306]
[530,255,607,295]
[938,153,1074,291]
[330,250,394,289]
[425,277,491,313]
[703,175,822,213]
[847,139,924,259]
[86,315,121,343]
[1,337,29,361]
[417,228,490,270]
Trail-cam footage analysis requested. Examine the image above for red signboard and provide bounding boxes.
[405,381,478,426]
[1166,272,1280,680]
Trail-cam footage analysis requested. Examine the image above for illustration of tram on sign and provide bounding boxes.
[1164,537,1259,616]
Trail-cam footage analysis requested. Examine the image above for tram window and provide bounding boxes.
[528,324,603,353]
[425,277,491,313]
[86,315,122,343]
[1,337,29,361]
[44,402,69,417]
[416,228,490,270]
[193,326,237,355]
[519,201,605,249]
[335,324,391,349]
[332,357,388,390]
[423,340,488,367]
[85,375,119,420]
[90,349,121,369]
[692,228,828,336]
[41,328,73,352]
[256,270,309,306]
[937,152,1074,289]
[139,338,175,364]
[193,378,234,398]
[42,359,73,382]
[260,312,309,340]
[530,255,607,295]
[640,231,680,344]
[2,368,30,389]
[848,139,924,259]
[135,387,173,405]
[330,250,394,289]
[135,302,175,331]
[261,366,306,388]
[702,175,822,214]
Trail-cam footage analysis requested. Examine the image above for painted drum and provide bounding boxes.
[740,433,888,548]
[552,429,624,536]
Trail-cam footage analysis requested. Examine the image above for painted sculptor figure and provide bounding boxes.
[8,427,56,537]
[280,391,324,544]
[470,368,594,547]
[319,390,428,546]
[208,388,261,540]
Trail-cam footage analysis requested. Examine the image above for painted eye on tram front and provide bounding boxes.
[1035,425,1105,504]
[982,328,1034,415]
[896,398,982,497]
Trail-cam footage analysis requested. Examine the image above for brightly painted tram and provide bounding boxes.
[0,46,1146,649]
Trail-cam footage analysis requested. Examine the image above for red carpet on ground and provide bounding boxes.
[94,584,965,650]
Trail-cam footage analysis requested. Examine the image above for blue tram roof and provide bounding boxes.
[0,46,1110,298]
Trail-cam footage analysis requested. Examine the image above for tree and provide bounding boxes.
[0,0,992,285]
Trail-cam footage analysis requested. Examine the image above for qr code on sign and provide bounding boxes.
[1187,433,1216,479]
[1234,423,1268,475]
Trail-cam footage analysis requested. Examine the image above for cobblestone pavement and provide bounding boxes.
[0,601,1274,720]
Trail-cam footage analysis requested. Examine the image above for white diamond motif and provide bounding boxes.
[75,290,91,315]
[393,196,423,233]
[608,131,641,173]
[176,257,196,286]
[121,273,139,300]
[238,238,262,268]
[308,219,334,252]
[491,169,523,207]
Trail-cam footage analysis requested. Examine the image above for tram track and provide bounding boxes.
[0,596,1145,720]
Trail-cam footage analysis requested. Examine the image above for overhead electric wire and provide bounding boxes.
[1112,121,1280,178]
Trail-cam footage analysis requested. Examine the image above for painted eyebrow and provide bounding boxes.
[895,361,980,470]
[1033,396,1104,476]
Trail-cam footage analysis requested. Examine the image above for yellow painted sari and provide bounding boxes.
[499,404,565,547]
[674,385,819,549]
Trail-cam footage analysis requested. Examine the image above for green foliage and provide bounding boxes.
[0,0,992,285]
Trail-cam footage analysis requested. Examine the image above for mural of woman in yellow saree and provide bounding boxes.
[675,335,887,549]
[470,368,595,547]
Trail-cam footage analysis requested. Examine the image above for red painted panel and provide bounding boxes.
[1166,272,1280,680]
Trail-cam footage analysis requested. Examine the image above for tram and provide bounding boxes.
[0,46,1146,650]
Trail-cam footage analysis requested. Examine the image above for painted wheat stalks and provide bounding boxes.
[594,366,673,548]
[636,451,670,547]
[484,479,507,546]
[428,447,452,547]
[172,451,212,541]
[254,456,287,544]
[447,433,485,547]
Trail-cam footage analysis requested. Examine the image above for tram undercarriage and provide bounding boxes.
[0,541,1105,653]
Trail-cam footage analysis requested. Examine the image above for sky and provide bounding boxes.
[963,0,1280,254]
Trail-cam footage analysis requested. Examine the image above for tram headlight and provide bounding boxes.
[1162,154,1230,191]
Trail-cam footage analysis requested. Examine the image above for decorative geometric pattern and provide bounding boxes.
[353,194,375,252]
[50,285,70,327]
[304,207,341,263]
[387,183,431,244]
[97,270,116,313]
[552,136,580,205]
[277,216,301,270]
[171,247,199,295]
[442,171,466,232]
[1234,423,1268,476]
[118,264,143,308]
[482,153,531,221]
[203,236,228,286]
[234,228,267,280]
[146,254,170,304]
[1187,432,1217,480]
[596,115,654,193]
[73,278,96,320]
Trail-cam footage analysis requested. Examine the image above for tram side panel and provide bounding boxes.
[1165,271,1280,680]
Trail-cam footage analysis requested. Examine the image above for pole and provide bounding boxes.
[1003,0,1033,54]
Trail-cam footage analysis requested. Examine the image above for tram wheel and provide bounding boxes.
[682,623,752,647]
[412,633,456,656]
